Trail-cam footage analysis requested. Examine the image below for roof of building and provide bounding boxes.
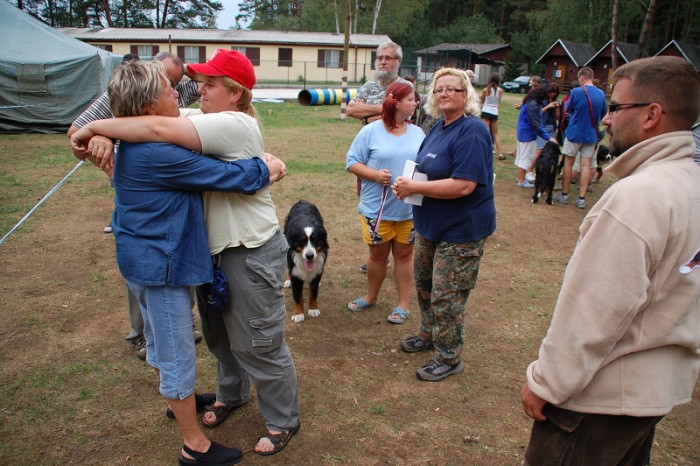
[585,40,644,65]
[655,40,700,71]
[57,27,391,48]
[414,43,509,55]
[536,39,596,66]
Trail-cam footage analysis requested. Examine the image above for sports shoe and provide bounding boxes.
[525,172,536,183]
[133,336,147,360]
[587,183,593,193]
[400,335,433,353]
[193,329,203,344]
[103,225,113,234]
[416,359,465,382]
[554,192,569,204]
[576,197,586,209]
[516,180,534,189]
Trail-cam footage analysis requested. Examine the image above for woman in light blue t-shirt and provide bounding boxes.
[345,81,425,324]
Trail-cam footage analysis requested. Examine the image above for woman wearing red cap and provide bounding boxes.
[72,50,300,457]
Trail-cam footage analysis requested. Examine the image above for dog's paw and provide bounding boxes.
[283,279,291,288]
[308,309,321,318]
[290,313,305,323]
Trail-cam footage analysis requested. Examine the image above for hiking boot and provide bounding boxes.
[576,197,586,209]
[416,359,465,382]
[133,336,147,360]
[554,192,569,204]
[401,335,433,353]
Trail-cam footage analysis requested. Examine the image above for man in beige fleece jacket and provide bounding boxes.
[521,56,700,465]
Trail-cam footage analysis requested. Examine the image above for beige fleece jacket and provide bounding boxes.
[527,131,700,416]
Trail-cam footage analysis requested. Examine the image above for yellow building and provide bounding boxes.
[58,28,391,84]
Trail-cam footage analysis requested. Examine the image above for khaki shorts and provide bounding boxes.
[573,153,598,172]
[360,215,415,246]
[563,138,596,159]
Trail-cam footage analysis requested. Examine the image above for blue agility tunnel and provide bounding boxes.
[297,88,359,106]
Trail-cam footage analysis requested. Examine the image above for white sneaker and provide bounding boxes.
[525,172,536,183]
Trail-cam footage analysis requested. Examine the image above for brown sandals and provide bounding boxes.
[255,422,301,456]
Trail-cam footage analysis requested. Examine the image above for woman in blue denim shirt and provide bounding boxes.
[70,60,285,466]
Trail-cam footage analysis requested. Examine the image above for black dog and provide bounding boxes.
[532,141,561,205]
[594,144,611,181]
[283,200,328,323]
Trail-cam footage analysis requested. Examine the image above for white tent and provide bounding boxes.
[0,0,121,133]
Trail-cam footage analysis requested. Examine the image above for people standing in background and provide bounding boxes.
[346,41,412,126]
[515,85,558,188]
[554,67,606,209]
[480,73,505,160]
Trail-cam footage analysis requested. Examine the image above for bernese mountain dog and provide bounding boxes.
[283,200,328,323]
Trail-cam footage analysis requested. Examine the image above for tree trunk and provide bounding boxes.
[334,0,340,34]
[637,0,658,58]
[611,0,619,70]
[102,0,113,27]
[372,0,382,35]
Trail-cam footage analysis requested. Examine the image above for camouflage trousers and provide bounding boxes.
[414,233,485,365]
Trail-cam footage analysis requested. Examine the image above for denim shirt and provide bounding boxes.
[113,141,269,287]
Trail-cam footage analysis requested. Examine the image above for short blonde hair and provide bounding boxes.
[424,68,481,119]
[109,61,169,117]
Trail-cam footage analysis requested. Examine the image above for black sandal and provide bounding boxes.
[166,392,216,420]
[179,441,242,466]
[254,423,301,456]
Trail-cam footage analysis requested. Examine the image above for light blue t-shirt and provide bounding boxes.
[346,120,425,221]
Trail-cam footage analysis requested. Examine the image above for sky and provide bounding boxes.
[216,0,246,29]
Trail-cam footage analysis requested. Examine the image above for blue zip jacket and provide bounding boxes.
[517,99,551,142]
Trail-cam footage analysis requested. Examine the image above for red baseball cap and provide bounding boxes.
[187,49,256,90]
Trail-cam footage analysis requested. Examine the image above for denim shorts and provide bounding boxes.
[127,281,196,400]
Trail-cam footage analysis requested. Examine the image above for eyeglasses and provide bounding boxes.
[376,55,398,62]
[608,102,652,114]
[433,88,465,95]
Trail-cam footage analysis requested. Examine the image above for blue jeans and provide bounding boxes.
[127,281,196,400]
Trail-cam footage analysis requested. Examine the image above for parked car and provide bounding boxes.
[503,76,531,93]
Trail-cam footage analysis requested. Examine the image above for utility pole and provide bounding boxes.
[340,0,351,120]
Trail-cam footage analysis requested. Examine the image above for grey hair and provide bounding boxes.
[109,61,169,117]
[154,51,183,67]
[424,67,481,118]
[377,41,402,62]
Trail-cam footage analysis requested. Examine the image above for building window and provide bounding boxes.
[92,44,112,52]
[177,46,206,64]
[130,45,159,60]
[317,49,344,68]
[278,48,293,67]
[232,46,260,66]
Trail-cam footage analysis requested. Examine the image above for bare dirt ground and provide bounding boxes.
[1,124,698,465]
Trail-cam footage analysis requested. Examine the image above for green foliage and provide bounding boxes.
[430,13,502,44]
[12,0,223,28]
